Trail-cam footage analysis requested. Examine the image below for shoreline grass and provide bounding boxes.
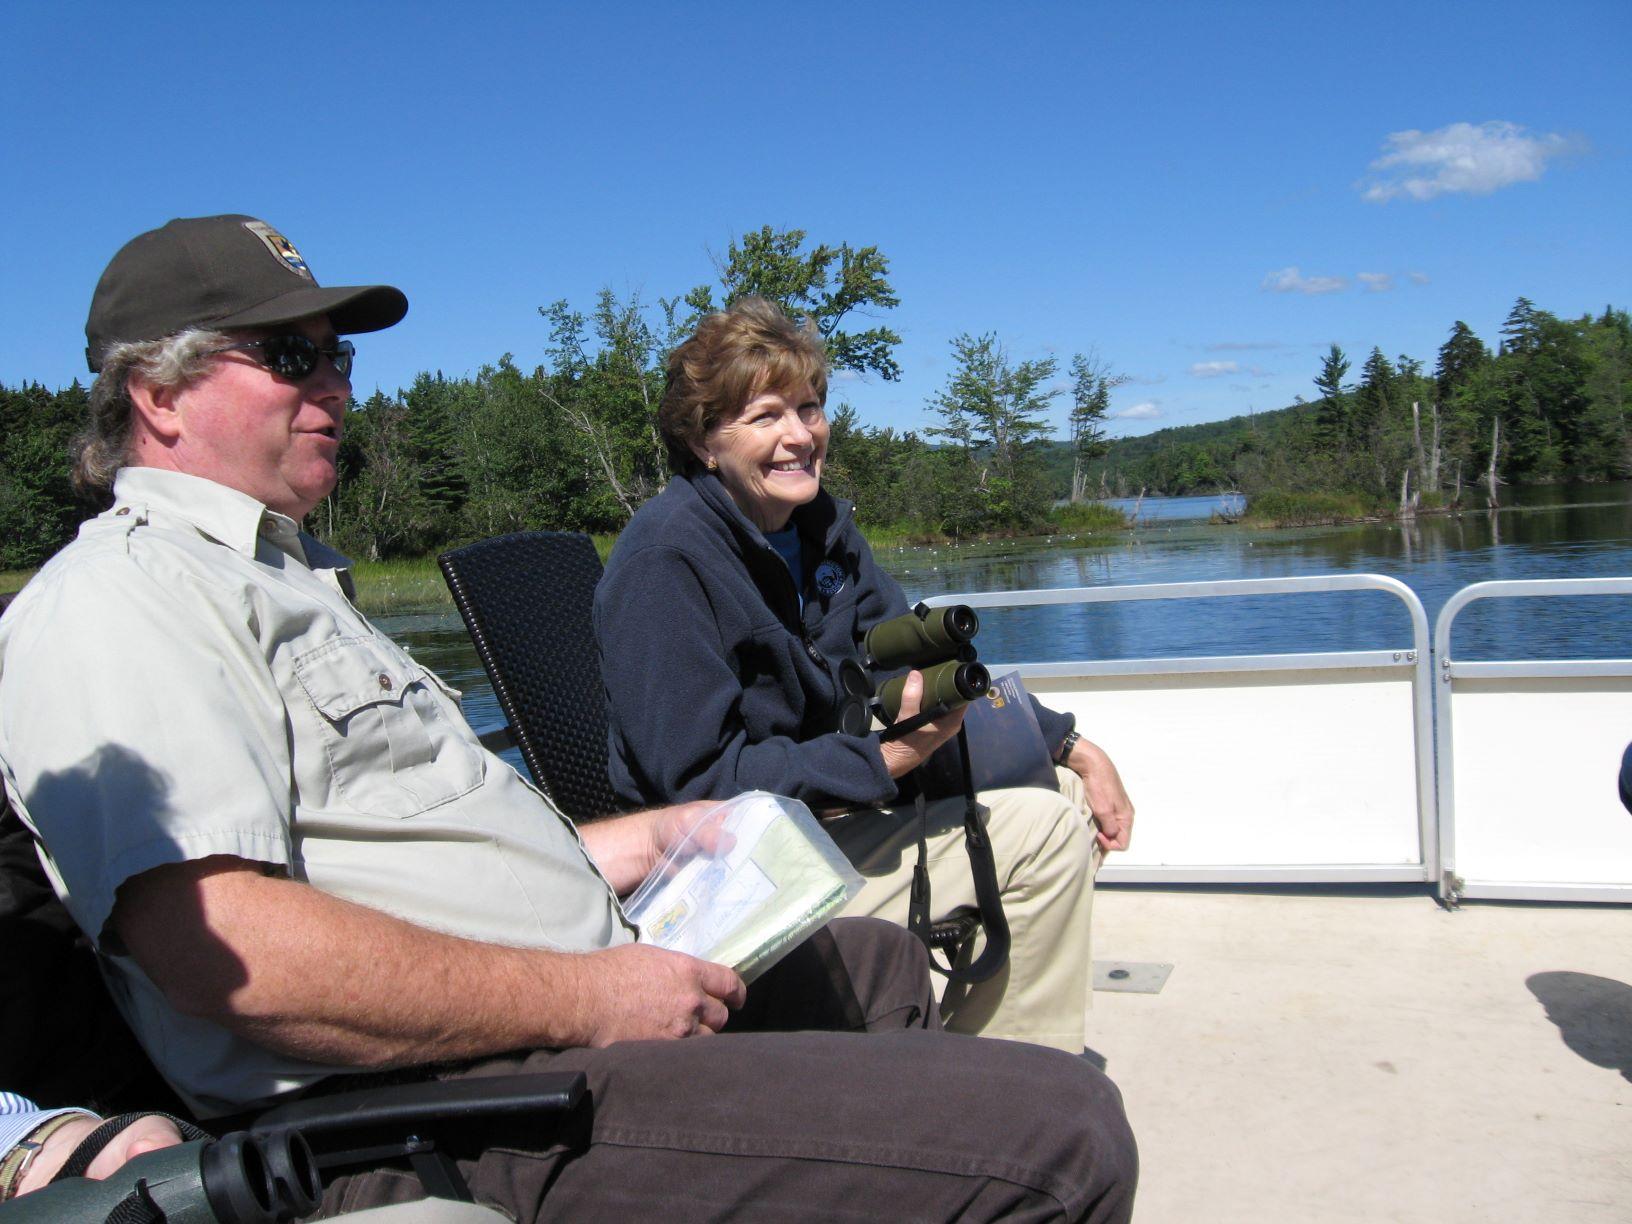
[1240,490,1377,528]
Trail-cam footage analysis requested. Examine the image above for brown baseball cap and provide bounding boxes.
[85,214,409,372]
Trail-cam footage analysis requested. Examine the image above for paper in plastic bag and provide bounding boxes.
[622,791,864,983]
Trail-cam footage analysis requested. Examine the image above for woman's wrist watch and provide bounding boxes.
[1054,729,1081,766]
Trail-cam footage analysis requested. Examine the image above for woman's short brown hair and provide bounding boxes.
[659,296,828,475]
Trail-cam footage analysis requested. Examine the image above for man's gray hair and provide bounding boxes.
[74,328,231,499]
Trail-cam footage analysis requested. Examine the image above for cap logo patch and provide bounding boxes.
[243,220,314,281]
[814,560,847,598]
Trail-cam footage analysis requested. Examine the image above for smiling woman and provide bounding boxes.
[593,296,1132,1053]
[690,381,829,533]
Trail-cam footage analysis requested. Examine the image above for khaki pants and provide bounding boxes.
[827,766,1100,1053]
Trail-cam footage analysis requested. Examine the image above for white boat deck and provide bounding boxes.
[1087,886,1631,1222]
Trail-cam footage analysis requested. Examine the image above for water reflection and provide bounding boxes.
[871,482,1632,664]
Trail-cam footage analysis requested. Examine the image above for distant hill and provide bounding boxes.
[1041,401,1311,498]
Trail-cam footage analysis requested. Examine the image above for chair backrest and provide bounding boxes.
[0,790,182,1114]
[438,532,623,821]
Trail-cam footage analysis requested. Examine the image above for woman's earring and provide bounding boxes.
[706,457,718,471]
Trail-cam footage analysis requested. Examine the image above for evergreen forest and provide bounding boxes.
[3,227,1629,571]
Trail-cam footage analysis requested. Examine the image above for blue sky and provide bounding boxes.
[3,1,1627,440]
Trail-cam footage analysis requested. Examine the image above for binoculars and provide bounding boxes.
[863,604,992,723]
[1,1130,320,1224]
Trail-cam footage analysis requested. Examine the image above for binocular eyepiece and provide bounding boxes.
[863,604,980,672]
[856,603,992,724]
[875,658,992,722]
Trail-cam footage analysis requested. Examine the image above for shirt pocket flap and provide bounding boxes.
[294,637,419,722]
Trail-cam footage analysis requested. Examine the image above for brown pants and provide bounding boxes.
[318,918,1137,1223]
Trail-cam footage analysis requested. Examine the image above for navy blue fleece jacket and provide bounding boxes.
[594,472,1074,809]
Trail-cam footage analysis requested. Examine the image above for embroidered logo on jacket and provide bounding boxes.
[814,561,846,598]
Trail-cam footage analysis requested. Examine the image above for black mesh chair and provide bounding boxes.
[437,531,981,959]
[438,532,622,821]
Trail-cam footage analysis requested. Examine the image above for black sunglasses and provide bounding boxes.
[209,335,355,381]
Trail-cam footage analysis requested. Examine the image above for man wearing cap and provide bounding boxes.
[0,216,1136,1222]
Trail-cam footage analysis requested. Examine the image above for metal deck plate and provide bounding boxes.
[1092,961,1173,994]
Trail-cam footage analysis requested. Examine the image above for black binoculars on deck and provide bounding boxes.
[826,603,992,737]
[1,1130,320,1224]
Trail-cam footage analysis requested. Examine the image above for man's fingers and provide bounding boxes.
[700,960,748,1009]
[696,996,732,1034]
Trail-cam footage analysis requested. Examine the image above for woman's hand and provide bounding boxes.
[878,670,969,779]
[1066,737,1134,852]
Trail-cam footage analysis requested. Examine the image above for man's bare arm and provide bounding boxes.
[113,856,746,1068]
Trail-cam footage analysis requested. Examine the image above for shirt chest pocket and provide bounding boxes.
[293,637,484,818]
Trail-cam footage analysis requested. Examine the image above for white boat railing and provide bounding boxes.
[1433,578,1632,903]
[925,575,1439,886]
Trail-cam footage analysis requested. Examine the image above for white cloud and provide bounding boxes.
[1357,272,1395,292]
[1362,121,1581,203]
[1207,340,1285,352]
[1409,270,1431,286]
[831,369,863,382]
[1114,401,1162,421]
[1190,360,1239,378]
[1262,266,1349,295]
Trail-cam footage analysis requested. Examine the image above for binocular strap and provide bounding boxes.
[50,1113,211,1184]
[906,724,1012,985]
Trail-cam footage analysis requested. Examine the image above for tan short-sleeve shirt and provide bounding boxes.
[0,468,633,1116]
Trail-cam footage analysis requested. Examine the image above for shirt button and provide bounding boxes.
[259,520,277,536]
[115,507,130,516]
[378,673,394,691]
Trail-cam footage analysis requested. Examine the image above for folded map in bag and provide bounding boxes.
[622,791,865,983]
[915,670,1059,800]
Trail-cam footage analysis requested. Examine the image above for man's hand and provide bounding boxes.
[649,800,735,862]
[568,944,747,1045]
[878,670,969,779]
[114,856,748,1068]
[580,800,728,896]
[15,1114,186,1196]
[1066,737,1134,852]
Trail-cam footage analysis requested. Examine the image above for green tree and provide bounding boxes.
[1313,343,1352,451]
[1067,353,1126,502]
[325,389,435,560]
[926,334,1059,531]
[1435,321,1490,403]
[1579,308,1632,477]
[536,289,674,525]
[0,382,84,568]
[688,226,903,381]
[401,372,473,533]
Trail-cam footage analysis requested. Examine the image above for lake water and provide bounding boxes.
[380,481,1632,747]
[1096,492,1244,522]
